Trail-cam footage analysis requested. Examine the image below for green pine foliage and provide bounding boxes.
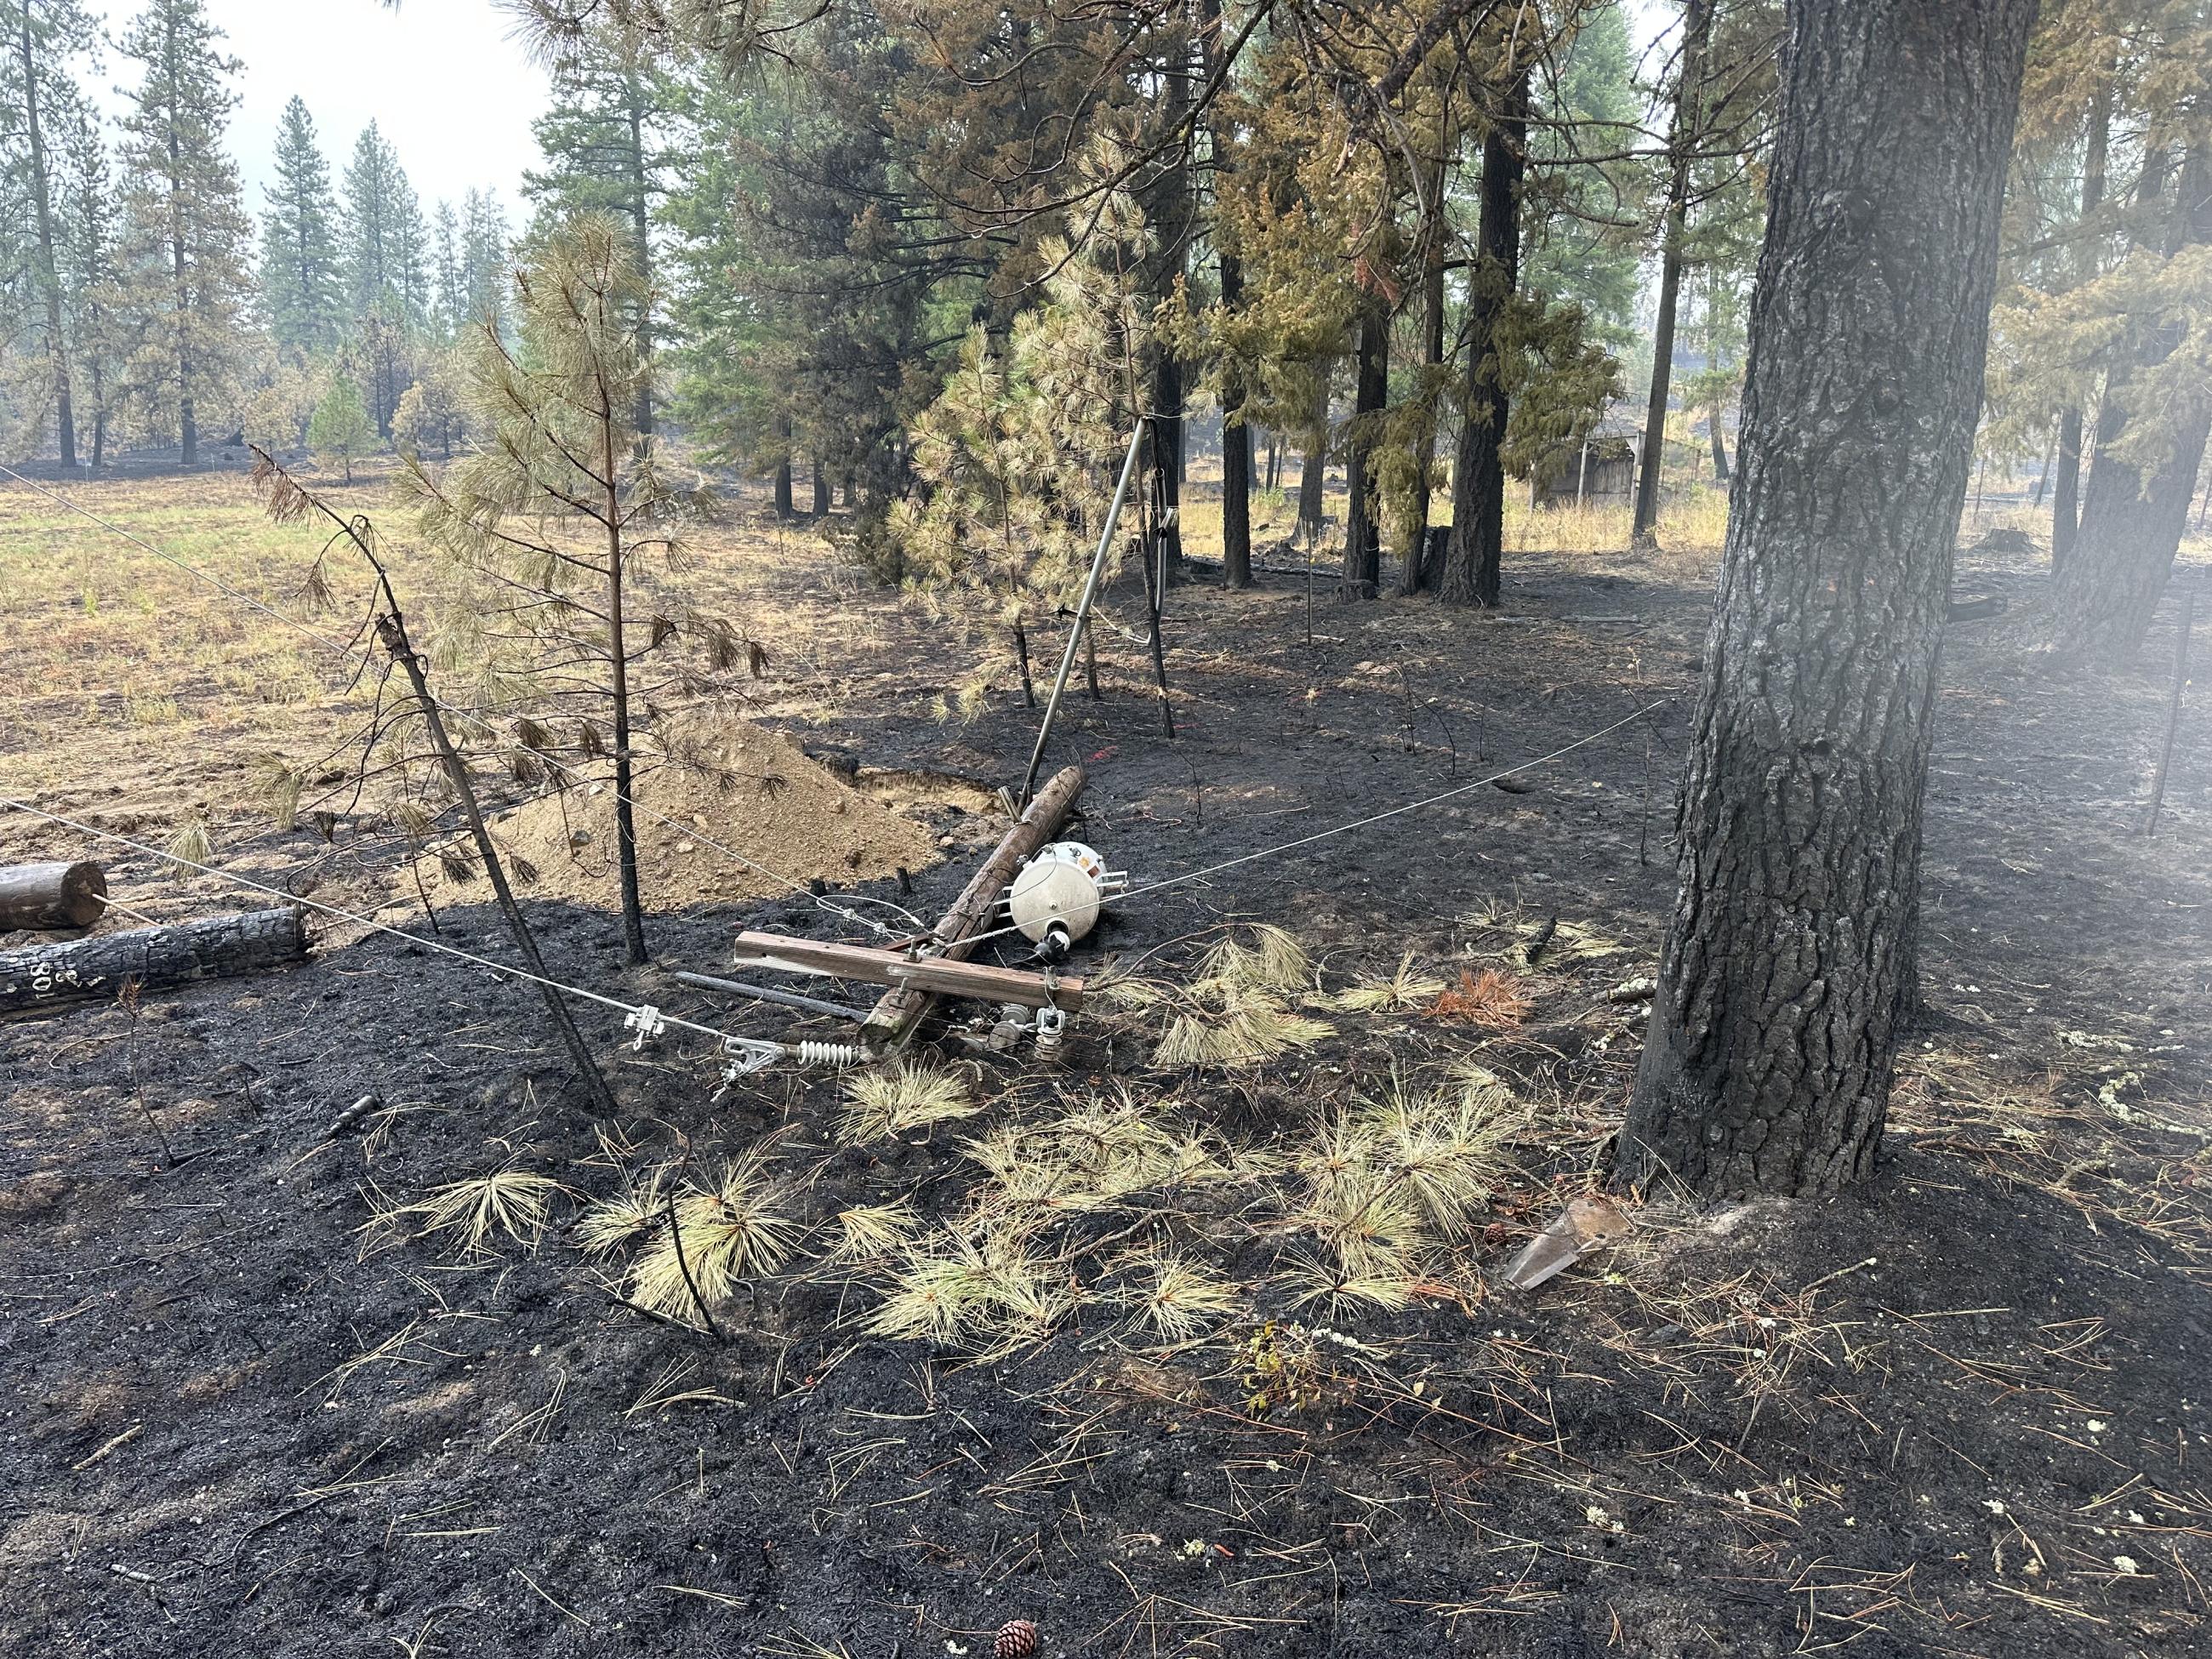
[110,0,254,462]
[260,96,345,358]
[892,151,1151,713]
[306,368,374,482]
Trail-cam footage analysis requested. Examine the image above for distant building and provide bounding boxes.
[1532,413,1639,508]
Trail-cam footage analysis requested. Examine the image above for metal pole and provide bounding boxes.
[670,969,869,1023]
[1018,421,1147,804]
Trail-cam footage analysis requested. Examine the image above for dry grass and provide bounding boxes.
[1430,966,1534,1029]
[369,1166,568,1258]
[836,1059,978,1144]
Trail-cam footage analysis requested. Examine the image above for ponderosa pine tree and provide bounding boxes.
[340,122,430,432]
[459,188,512,334]
[524,24,672,436]
[259,95,345,359]
[430,198,464,337]
[661,15,942,539]
[53,80,117,466]
[307,367,372,482]
[402,215,698,967]
[1630,0,1714,550]
[1440,60,1529,608]
[1522,1,1646,355]
[2038,141,2212,664]
[111,0,252,465]
[1984,0,2212,665]
[5,0,96,464]
[1618,0,2038,1200]
[894,156,1150,712]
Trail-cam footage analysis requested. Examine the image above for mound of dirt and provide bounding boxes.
[414,715,942,915]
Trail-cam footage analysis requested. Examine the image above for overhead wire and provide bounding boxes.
[0,795,747,1049]
[7,465,1672,1034]
[956,698,1671,955]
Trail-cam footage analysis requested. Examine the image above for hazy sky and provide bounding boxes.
[90,0,550,219]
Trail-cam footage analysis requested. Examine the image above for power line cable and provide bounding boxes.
[954,698,1671,955]
[0,795,745,1050]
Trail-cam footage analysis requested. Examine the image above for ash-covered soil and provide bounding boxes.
[5,537,2210,1658]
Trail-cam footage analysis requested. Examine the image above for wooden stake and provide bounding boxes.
[2145,586,2196,836]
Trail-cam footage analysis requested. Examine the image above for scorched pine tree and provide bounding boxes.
[402,214,704,967]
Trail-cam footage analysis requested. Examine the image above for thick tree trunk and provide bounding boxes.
[0,861,108,932]
[1619,0,2036,1200]
[2050,77,2109,570]
[1340,302,1388,600]
[1440,73,1527,608]
[772,454,795,521]
[811,460,830,516]
[0,908,305,1016]
[1632,0,1711,550]
[2041,145,2212,665]
[1403,168,1448,597]
[1220,252,1252,590]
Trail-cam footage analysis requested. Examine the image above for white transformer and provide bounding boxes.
[1005,841,1125,953]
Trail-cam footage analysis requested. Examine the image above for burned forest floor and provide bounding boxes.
[4,472,2212,1659]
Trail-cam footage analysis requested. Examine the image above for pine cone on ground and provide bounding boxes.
[994,1618,1039,1659]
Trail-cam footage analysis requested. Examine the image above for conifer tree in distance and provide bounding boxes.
[111,0,252,464]
[261,95,345,358]
[8,0,100,464]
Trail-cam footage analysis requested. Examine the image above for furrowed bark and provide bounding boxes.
[1619,0,2037,1200]
[2041,145,2212,666]
[1440,69,1526,609]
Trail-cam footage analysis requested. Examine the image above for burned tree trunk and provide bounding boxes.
[1403,162,1448,598]
[1619,0,2037,1200]
[1220,249,1253,590]
[1,908,305,1016]
[2041,144,2212,667]
[1440,69,1527,608]
[2050,80,2109,571]
[1340,301,1388,600]
[1632,0,1712,550]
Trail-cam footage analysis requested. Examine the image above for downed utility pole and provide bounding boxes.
[862,763,1087,1051]
[0,860,107,932]
[251,450,619,1116]
[0,909,305,1016]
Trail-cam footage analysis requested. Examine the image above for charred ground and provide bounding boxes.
[4,511,2210,1659]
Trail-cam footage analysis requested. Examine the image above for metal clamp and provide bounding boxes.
[624,1004,669,1051]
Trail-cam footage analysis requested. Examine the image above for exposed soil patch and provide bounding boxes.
[408,714,943,917]
[3,527,2209,1659]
